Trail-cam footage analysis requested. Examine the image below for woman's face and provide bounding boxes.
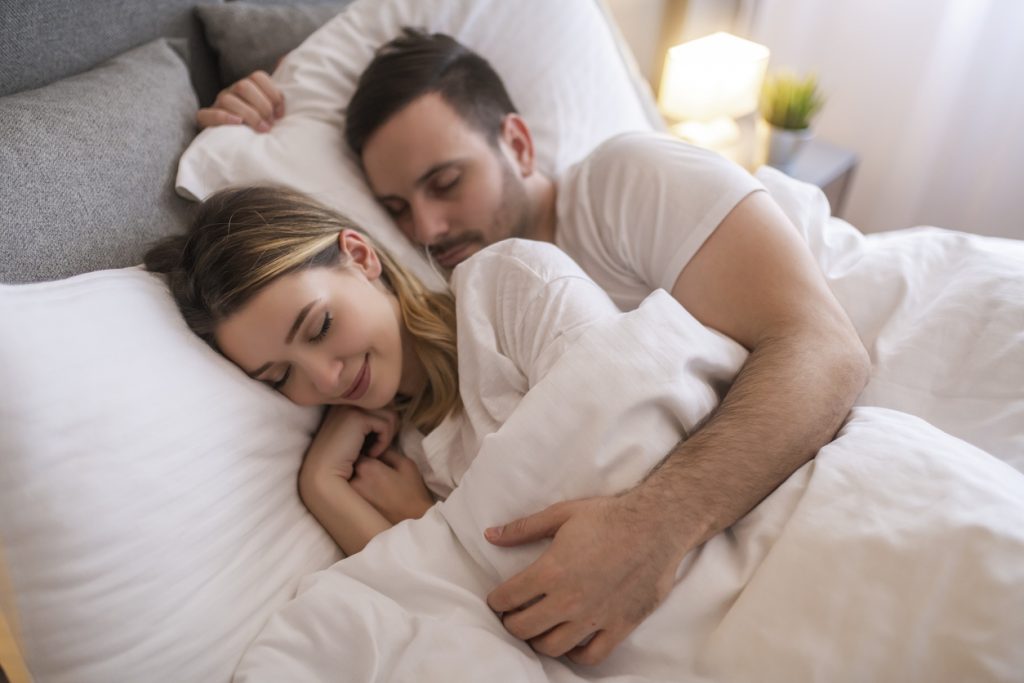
[215,232,422,408]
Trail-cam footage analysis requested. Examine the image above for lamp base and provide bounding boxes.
[670,117,741,149]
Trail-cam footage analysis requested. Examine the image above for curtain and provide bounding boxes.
[747,0,1024,238]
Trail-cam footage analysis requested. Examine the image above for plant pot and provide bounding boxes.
[767,125,814,170]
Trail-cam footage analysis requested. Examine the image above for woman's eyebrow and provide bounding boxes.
[285,299,320,344]
[244,298,321,378]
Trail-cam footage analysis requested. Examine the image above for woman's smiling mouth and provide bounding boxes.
[341,354,371,401]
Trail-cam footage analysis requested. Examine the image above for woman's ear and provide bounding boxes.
[338,230,383,280]
[499,113,536,178]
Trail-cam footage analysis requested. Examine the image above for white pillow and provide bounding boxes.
[175,0,661,287]
[0,268,340,682]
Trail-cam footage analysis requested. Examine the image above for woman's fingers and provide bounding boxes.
[363,409,401,457]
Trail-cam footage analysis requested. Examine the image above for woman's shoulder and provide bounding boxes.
[451,239,589,294]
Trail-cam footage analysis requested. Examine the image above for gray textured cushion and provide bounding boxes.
[0,39,197,284]
[196,2,351,85]
[0,0,222,105]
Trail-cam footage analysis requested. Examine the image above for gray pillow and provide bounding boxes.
[196,2,352,85]
[0,0,221,105]
[0,39,197,284]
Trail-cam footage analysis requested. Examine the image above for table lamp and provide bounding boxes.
[658,32,770,152]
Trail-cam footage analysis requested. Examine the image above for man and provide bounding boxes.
[198,29,869,665]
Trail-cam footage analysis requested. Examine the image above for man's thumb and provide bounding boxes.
[484,502,575,546]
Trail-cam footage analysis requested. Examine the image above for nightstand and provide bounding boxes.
[771,139,859,218]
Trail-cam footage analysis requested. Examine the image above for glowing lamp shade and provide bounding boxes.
[659,32,770,122]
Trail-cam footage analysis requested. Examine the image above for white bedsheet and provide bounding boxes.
[759,167,1024,469]
[235,290,1024,682]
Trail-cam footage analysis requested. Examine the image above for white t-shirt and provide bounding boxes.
[555,131,765,311]
[402,135,763,495]
[400,239,620,498]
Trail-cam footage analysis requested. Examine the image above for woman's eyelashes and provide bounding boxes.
[270,367,291,391]
[310,312,333,343]
[266,312,332,391]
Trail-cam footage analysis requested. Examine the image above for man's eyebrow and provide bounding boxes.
[414,161,457,187]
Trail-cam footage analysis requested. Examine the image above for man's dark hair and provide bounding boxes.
[345,28,518,158]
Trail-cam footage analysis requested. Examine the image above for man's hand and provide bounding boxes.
[350,448,435,524]
[196,70,285,132]
[484,493,689,666]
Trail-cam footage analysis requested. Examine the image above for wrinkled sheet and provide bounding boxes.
[760,167,1024,469]
[235,288,1024,683]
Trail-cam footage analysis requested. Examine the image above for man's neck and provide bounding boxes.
[524,173,558,244]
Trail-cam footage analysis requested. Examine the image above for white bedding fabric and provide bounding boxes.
[759,167,1024,469]
[0,269,340,682]
[235,240,1024,682]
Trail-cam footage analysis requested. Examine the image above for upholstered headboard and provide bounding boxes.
[0,0,351,284]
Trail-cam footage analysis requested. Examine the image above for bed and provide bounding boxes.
[2,1,1023,682]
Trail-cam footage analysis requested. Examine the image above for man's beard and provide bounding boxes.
[493,156,532,241]
[428,157,531,265]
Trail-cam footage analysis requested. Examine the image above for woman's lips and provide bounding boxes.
[341,354,371,401]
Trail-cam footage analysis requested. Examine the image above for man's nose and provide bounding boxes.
[310,357,345,396]
[410,199,448,246]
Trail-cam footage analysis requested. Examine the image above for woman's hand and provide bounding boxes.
[300,406,399,485]
[350,449,435,525]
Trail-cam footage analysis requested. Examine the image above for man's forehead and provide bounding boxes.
[361,93,490,191]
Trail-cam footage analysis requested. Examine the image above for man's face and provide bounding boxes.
[360,92,531,269]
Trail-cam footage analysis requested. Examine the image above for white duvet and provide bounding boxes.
[235,182,1024,682]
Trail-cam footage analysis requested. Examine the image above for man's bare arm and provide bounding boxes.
[486,190,870,665]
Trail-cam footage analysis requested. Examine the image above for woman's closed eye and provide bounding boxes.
[269,367,291,391]
[310,311,332,343]
[265,313,331,391]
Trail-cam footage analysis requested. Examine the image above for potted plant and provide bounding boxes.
[760,71,825,169]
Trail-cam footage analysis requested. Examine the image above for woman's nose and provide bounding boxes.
[310,357,345,396]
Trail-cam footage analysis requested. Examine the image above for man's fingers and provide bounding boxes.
[232,77,276,123]
[530,621,597,659]
[486,564,547,614]
[566,628,619,667]
[484,501,577,547]
[500,596,565,642]
[196,108,243,129]
[249,70,285,118]
[213,92,264,131]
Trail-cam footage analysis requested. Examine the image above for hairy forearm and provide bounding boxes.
[630,324,870,557]
[299,474,392,556]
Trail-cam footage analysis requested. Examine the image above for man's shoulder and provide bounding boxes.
[573,130,722,174]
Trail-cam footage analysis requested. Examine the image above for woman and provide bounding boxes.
[144,185,617,556]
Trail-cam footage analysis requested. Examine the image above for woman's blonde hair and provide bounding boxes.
[145,186,459,431]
